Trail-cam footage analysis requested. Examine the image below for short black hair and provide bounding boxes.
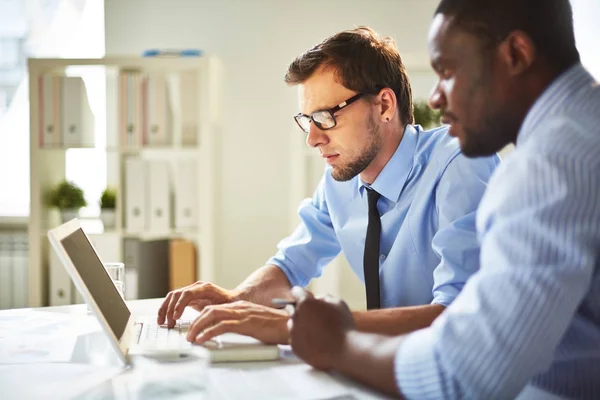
[435,0,580,70]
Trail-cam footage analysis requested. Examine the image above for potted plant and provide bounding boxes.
[413,100,441,129]
[99,187,117,230]
[47,180,87,223]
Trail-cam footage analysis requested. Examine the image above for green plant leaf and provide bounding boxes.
[100,187,117,209]
[413,100,441,129]
[47,180,87,210]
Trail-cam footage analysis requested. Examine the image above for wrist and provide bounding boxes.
[351,310,367,329]
[331,329,355,370]
[228,287,245,302]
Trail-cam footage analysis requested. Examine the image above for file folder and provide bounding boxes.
[148,159,171,232]
[39,74,61,147]
[174,159,198,229]
[144,73,172,146]
[124,157,147,233]
[61,76,95,147]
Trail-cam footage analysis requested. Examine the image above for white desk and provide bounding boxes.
[0,299,392,400]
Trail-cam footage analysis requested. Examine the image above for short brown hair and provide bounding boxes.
[285,26,414,125]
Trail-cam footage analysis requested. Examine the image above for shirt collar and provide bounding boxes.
[518,63,594,145]
[358,124,418,203]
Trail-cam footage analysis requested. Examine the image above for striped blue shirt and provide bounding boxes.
[395,64,600,399]
[268,125,500,308]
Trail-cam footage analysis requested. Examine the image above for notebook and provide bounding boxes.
[47,219,280,365]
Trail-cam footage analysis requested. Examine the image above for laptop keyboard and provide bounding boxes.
[136,320,193,349]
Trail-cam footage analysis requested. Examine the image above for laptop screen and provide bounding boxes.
[60,228,130,340]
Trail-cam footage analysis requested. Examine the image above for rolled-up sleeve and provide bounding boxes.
[267,176,341,287]
[430,152,499,307]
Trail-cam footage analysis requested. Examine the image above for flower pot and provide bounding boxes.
[100,209,116,230]
[60,209,79,223]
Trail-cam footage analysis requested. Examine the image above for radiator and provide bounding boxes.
[0,232,28,309]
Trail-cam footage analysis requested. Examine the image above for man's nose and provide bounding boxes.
[306,123,329,148]
[429,82,446,111]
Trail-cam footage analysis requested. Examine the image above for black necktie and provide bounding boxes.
[363,188,381,310]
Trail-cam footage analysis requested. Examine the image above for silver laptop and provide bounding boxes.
[47,219,280,365]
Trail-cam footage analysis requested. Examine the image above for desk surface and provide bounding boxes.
[0,299,391,400]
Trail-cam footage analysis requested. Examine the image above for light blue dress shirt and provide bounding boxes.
[395,64,600,399]
[268,124,500,308]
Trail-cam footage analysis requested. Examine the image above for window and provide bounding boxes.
[0,0,105,217]
[572,0,600,80]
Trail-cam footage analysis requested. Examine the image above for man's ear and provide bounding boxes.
[378,88,397,123]
[499,30,536,76]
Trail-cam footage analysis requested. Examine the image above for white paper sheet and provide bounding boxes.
[0,309,100,364]
[0,309,98,338]
[0,334,77,364]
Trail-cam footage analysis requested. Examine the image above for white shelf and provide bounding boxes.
[28,56,222,307]
[28,57,215,72]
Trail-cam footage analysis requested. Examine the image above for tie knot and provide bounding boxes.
[366,187,381,210]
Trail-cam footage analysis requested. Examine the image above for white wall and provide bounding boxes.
[104,0,440,289]
[572,0,600,80]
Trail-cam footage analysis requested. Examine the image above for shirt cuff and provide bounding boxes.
[266,256,309,288]
[431,293,456,308]
[394,327,448,400]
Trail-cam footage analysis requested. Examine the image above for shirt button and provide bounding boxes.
[380,254,386,260]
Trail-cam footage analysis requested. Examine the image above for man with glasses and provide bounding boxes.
[157,27,500,345]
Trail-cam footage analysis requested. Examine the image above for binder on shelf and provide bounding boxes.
[60,76,95,147]
[174,158,198,229]
[124,157,147,233]
[124,238,169,300]
[179,71,199,146]
[88,233,122,264]
[106,69,120,149]
[49,243,72,306]
[169,238,197,291]
[120,72,143,147]
[143,73,172,146]
[148,159,171,232]
[39,74,61,147]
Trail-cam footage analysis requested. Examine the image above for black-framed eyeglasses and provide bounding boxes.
[294,93,364,134]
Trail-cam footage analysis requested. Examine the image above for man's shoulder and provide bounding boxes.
[414,124,456,155]
[414,125,500,177]
[521,112,600,169]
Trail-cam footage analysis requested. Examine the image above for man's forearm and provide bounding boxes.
[353,304,445,335]
[333,331,404,398]
[233,264,293,306]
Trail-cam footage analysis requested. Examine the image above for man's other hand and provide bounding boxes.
[288,287,355,371]
[157,281,238,328]
[186,300,289,345]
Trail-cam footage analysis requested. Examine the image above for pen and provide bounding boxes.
[272,298,296,308]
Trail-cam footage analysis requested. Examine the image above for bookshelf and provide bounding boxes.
[27,57,222,307]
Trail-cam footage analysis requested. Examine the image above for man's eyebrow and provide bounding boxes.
[430,57,443,72]
[305,101,337,115]
[430,54,454,70]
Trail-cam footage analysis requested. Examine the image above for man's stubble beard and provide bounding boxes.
[331,115,382,182]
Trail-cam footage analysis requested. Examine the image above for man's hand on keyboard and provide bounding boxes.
[186,301,289,345]
[157,281,239,328]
